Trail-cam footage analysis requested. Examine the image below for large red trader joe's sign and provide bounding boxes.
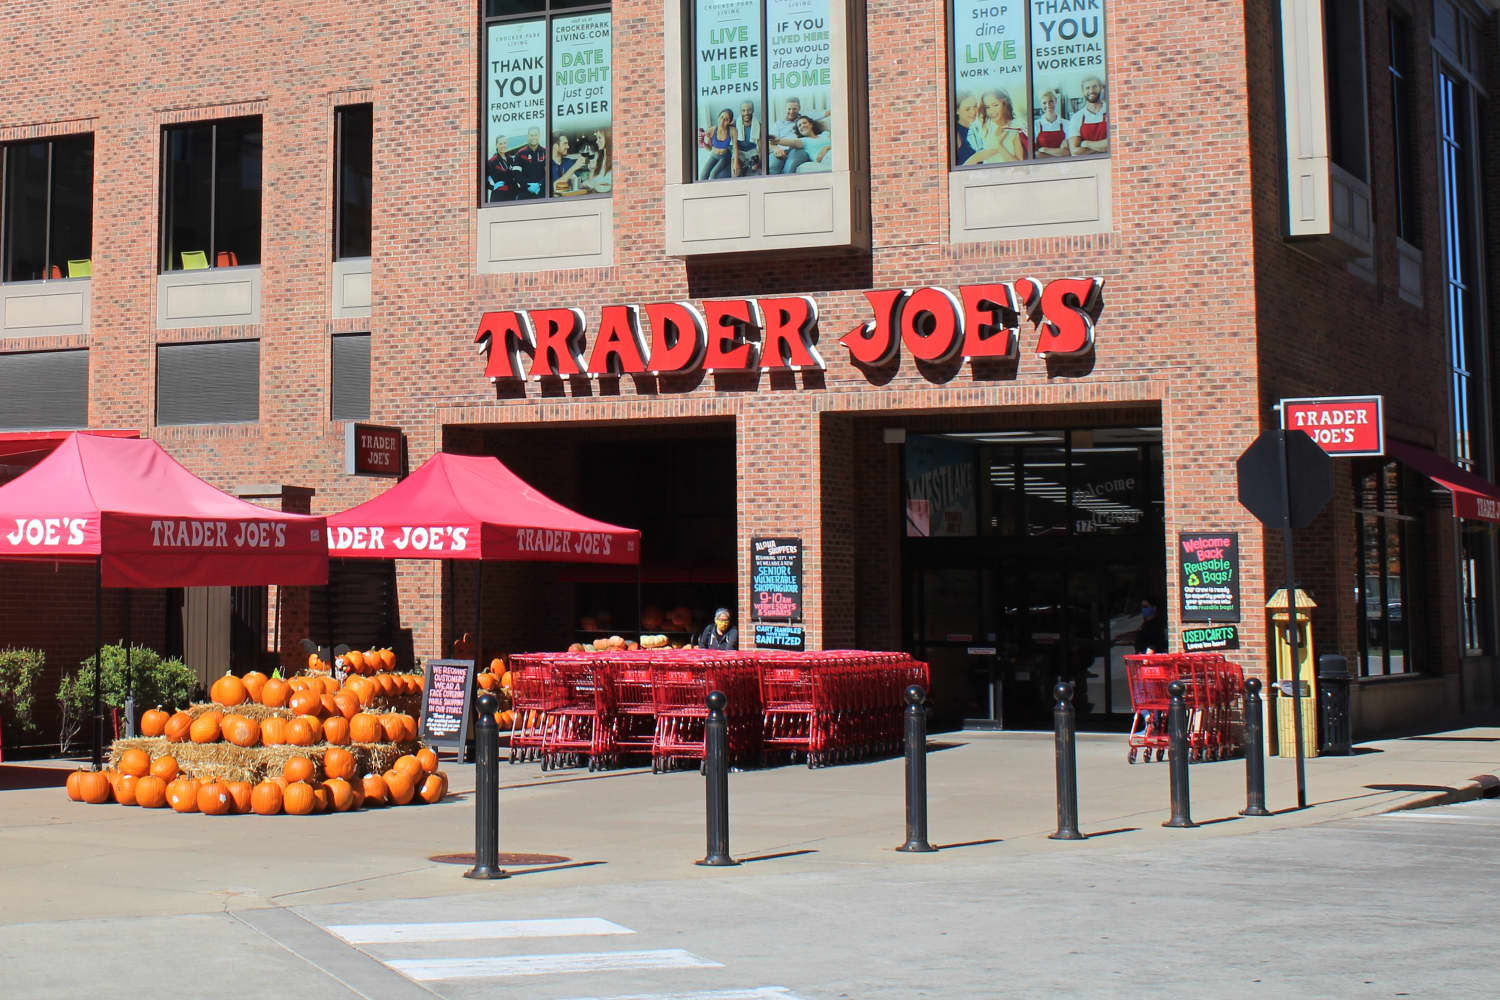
[474,278,1103,380]
[1280,396,1384,456]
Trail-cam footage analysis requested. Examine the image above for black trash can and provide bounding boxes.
[1317,653,1353,756]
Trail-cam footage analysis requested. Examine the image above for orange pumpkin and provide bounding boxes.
[319,694,339,718]
[288,690,322,719]
[283,756,315,783]
[360,773,388,807]
[149,755,179,781]
[332,690,361,720]
[260,678,291,708]
[311,784,332,813]
[135,775,168,808]
[241,670,269,703]
[477,672,497,692]
[65,769,86,802]
[250,781,284,815]
[226,781,254,814]
[379,713,406,743]
[383,769,416,806]
[167,778,200,812]
[119,748,151,778]
[189,712,223,744]
[261,716,288,746]
[297,715,325,744]
[113,773,140,806]
[380,649,396,670]
[223,715,262,748]
[324,777,356,812]
[307,653,320,671]
[140,707,170,738]
[285,718,316,747]
[490,657,505,675]
[349,713,382,744]
[323,747,356,781]
[376,673,397,696]
[348,676,375,707]
[282,781,316,815]
[416,747,439,774]
[163,711,194,743]
[210,672,248,706]
[393,754,424,783]
[418,771,448,804]
[197,781,232,815]
[323,716,351,745]
[345,650,366,672]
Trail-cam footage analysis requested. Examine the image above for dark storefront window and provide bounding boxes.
[331,333,371,421]
[0,349,88,430]
[1353,461,1428,675]
[334,104,373,260]
[1388,9,1417,243]
[161,117,262,271]
[1,133,93,282]
[156,340,259,425]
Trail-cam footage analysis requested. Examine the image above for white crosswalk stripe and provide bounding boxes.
[327,916,633,944]
[388,948,722,981]
[553,990,805,1000]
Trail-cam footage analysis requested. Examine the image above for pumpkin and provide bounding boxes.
[360,773,388,807]
[163,711,194,742]
[226,781,254,814]
[319,694,339,718]
[197,781,232,815]
[418,771,448,804]
[318,675,339,695]
[223,715,261,748]
[112,772,140,806]
[167,778,201,812]
[250,781,284,815]
[393,754,424,783]
[347,676,375,707]
[210,672,248,706]
[119,748,151,778]
[416,747,439,774]
[282,756,315,783]
[285,718,316,747]
[345,650,366,672]
[135,775,168,808]
[379,713,406,743]
[65,769,86,802]
[323,747,356,781]
[380,649,396,670]
[297,715,325,744]
[477,672,497,692]
[288,689,322,718]
[140,707,170,738]
[311,784,332,813]
[189,712,223,744]
[260,678,291,708]
[307,653,320,671]
[282,781,316,815]
[412,673,425,692]
[149,755,179,781]
[261,717,288,746]
[349,713,382,744]
[383,769,416,806]
[323,716,351,745]
[332,690,360,720]
[376,673,397,696]
[241,671,269,703]
[324,777,356,812]
[500,671,513,690]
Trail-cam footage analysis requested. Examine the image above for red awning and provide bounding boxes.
[1387,440,1500,524]
[0,429,141,473]
[0,433,329,587]
[327,452,640,564]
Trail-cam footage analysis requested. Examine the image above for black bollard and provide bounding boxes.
[1241,677,1270,816]
[697,690,738,866]
[1048,682,1085,841]
[1162,680,1197,828]
[464,691,508,880]
[896,685,936,853]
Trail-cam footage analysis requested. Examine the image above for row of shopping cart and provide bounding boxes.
[1124,653,1245,764]
[505,649,929,772]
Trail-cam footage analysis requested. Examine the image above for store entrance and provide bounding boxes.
[903,426,1165,730]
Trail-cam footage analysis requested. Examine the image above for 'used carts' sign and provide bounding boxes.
[1179,532,1240,622]
[1181,624,1240,652]
[419,658,476,751]
[751,536,803,621]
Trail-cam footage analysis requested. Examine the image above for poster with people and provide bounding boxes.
[950,1,1029,167]
[550,13,614,195]
[904,436,977,537]
[695,0,763,180]
[486,19,548,196]
[765,0,833,175]
[1030,0,1107,156]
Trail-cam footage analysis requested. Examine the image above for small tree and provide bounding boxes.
[0,648,46,744]
[57,644,196,753]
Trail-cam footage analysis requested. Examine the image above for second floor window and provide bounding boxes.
[335,105,373,260]
[161,117,262,272]
[1,134,94,282]
[949,0,1110,168]
[483,0,613,204]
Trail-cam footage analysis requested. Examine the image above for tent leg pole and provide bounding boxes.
[636,562,643,643]
[92,562,102,770]
[123,590,134,738]
[473,561,484,766]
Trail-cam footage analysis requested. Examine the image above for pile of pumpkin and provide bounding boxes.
[308,646,400,676]
[478,658,516,730]
[64,744,447,814]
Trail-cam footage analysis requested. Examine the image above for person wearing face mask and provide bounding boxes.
[1068,76,1108,155]
[1134,597,1167,655]
[697,608,739,650]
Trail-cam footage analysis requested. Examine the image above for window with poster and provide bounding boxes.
[690,0,833,181]
[481,0,613,204]
[948,0,1109,168]
[1352,461,1429,676]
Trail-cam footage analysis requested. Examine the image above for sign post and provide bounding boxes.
[1236,428,1333,810]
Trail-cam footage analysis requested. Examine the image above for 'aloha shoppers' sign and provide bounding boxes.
[474,278,1103,380]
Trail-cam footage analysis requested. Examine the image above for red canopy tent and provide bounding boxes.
[0,433,329,765]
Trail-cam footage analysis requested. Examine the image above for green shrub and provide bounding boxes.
[0,648,46,740]
[57,644,197,752]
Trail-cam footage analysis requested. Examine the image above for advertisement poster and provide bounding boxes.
[695,0,763,179]
[765,0,832,171]
[1181,624,1240,653]
[751,536,803,621]
[1030,0,1107,152]
[419,658,476,751]
[1179,531,1240,623]
[550,13,613,194]
[905,436,977,536]
[755,623,806,650]
[950,0,1028,166]
[486,21,548,168]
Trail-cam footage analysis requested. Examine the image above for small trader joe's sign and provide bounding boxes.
[751,536,803,622]
[1179,531,1240,623]
[1181,624,1240,653]
[345,422,403,476]
[419,658,476,751]
[754,623,806,651]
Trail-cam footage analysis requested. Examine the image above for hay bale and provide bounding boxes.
[186,702,291,721]
[107,735,420,784]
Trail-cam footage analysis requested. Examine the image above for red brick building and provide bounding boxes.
[1,0,1497,743]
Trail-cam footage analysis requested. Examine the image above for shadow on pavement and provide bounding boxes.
[932,838,1002,850]
[1364,783,1456,794]
[1080,827,1139,839]
[507,860,608,877]
[0,765,72,790]
[740,849,818,863]
[1406,735,1500,743]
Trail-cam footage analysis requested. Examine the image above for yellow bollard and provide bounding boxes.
[1267,588,1318,759]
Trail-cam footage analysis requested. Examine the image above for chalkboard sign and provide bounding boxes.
[1179,531,1241,622]
[1181,624,1240,653]
[419,658,476,751]
[754,623,806,651]
[751,536,803,622]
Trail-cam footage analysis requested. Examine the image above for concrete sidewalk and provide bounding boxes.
[3,724,1499,927]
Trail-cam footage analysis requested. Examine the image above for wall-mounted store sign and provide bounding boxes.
[754,623,806,651]
[345,423,403,476]
[751,535,803,622]
[474,278,1103,381]
[1179,531,1240,623]
[1181,624,1239,653]
[1280,396,1384,456]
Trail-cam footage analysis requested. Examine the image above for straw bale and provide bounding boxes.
[108,735,419,785]
[186,702,291,721]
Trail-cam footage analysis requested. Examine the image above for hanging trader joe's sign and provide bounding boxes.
[474,278,1103,380]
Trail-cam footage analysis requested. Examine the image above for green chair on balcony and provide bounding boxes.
[180,250,209,270]
[66,259,91,278]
